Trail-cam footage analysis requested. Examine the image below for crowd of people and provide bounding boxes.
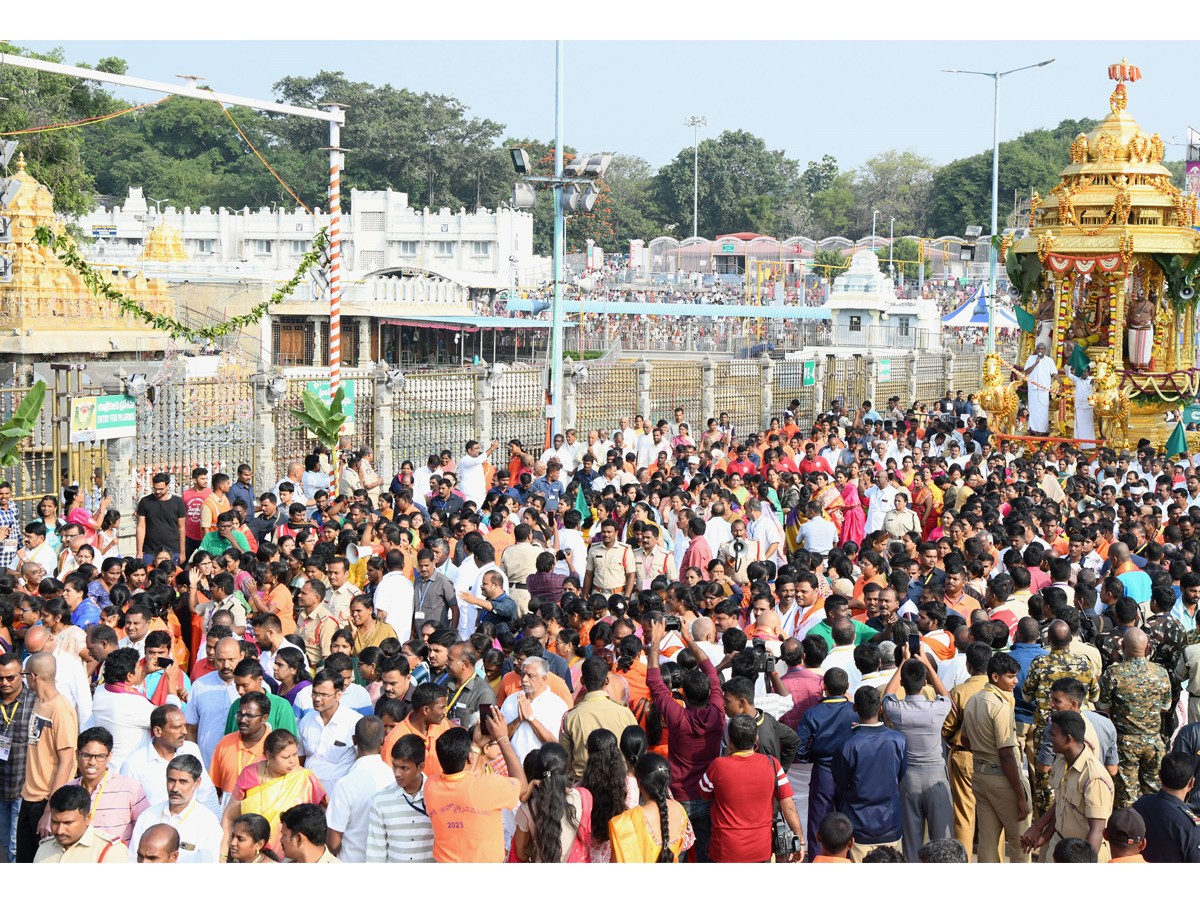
[1,390,1200,866]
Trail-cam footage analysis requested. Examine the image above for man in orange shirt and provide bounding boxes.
[209,691,271,798]
[424,708,527,863]
[942,563,982,620]
[812,812,854,863]
[483,510,514,559]
[380,682,451,778]
[198,473,232,534]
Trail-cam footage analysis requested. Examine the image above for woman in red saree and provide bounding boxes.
[835,468,865,547]
[219,730,326,859]
[911,471,942,540]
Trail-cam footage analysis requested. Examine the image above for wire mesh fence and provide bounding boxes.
[491,367,546,463]
[272,368,377,467]
[714,360,762,435]
[574,361,638,441]
[390,370,477,470]
[650,362,703,430]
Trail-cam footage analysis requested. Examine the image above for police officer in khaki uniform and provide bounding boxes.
[500,524,541,617]
[34,785,129,863]
[961,651,1032,863]
[582,518,636,598]
[1021,710,1114,862]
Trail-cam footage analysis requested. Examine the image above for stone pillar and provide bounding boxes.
[358,317,373,367]
[309,316,325,366]
[864,349,878,409]
[759,355,776,430]
[636,359,652,423]
[107,435,137,555]
[908,350,919,406]
[813,353,826,416]
[943,348,956,396]
[374,363,397,482]
[474,363,493,447]
[701,357,716,425]
[562,357,578,432]
[250,373,281,488]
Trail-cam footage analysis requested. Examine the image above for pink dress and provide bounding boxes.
[839,483,866,546]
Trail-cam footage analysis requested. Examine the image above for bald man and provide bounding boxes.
[1108,543,1152,605]
[184,637,242,769]
[23,625,91,733]
[1098,627,1173,807]
[136,824,180,863]
[15,653,78,863]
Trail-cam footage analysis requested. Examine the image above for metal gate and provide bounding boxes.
[824,355,867,410]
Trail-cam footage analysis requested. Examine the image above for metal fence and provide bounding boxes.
[390,370,475,469]
[714,360,762,436]
[273,368,377,465]
[914,354,947,406]
[650,362,703,430]
[491,367,546,461]
[772,360,818,427]
[575,359,638,441]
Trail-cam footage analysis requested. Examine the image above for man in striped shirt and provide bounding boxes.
[365,734,433,862]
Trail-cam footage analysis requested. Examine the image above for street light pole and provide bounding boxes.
[944,58,1054,353]
[684,116,707,239]
[550,40,565,439]
[889,217,895,280]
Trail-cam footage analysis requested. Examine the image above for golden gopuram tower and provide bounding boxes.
[1003,59,1200,450]
[0,153,176,359]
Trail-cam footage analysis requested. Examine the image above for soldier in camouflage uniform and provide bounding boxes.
[1094,597,1139,671]
[1021,620,1099,817]
[1146,586,1187,743]
[1097,627,1173,808]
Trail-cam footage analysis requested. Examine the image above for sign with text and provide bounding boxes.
[879,358,892,382]
[69,394,136,443]
[802,360,815,387]
[304,380,357,435]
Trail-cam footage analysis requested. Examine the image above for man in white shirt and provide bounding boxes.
[22,625,92,726]
[617,417,638,454]
[326,717,395,863]
[298,670,363,797]
[85,646,153,770]
[365,734,434,863]
[689,617,726,668]
[864,471,899,534]
[455,541,508,641]
[374,550,415,639]
[746,499,786,566]
[796,502,838,558]
[412,455,442,505]
[500,657,569,761]
[184,636,241,769]
[457,439,500,507]
[818,618,863,692]
[703,502,734,555]
[120,705,219,814]
[557,513,587,581]
[130,755,222,863]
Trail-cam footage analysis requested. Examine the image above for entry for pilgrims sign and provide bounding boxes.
[304,380,357,435]
[69,394,137,443]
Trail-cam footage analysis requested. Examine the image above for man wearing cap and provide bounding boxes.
[1105,808,1148,862]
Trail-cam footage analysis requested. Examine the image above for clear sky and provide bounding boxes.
[12,4,1199,176]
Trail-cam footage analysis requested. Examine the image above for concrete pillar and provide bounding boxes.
[701,357,716,425]
[358,317,373,367]
[106,435,137,555]
[250,373,281,489]
[636,359,652,423]
[562,356,578,432]
[813,353,826,416]
[759,355,776,430]
[374,363,396,483]
[864,349,878,409]
[474,363,493,447]
[943,348,957,397]
[908,350,919,406]
[309,316,325,366]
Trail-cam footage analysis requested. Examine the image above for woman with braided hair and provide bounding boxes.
[513,742,592,862]
[608,752,694,863]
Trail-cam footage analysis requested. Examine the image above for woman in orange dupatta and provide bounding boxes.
[609,753,693,863]
[219,730,326,859]
[911,471,942,541]
[814,473,845,537]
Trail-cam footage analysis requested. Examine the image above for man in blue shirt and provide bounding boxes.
[832,685,906,861]
[227,464,256,514]
[796,668,858,859]
[1009,616,1047,763]
[529,460,566,513]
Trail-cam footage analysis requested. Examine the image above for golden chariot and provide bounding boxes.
[994,59,1200,452]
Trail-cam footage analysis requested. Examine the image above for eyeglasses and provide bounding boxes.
[235,711,265,720]
[311,692,338,701]
[79,751,110,761]
[0,673,21,681]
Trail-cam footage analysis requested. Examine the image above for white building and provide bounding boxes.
[823,250,942,351]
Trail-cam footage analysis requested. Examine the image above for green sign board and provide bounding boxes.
[801,360,815,387]
[879,359,892,382]
[69,394,137,443]
[720,242,735,253]
[305,379,357,420]
[1183,404,1200,425]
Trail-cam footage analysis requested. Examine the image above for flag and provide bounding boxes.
[1014,304,1036,334]
[574,484,590,523]
[1068,343,1091,377]
[1166,420,1188,458]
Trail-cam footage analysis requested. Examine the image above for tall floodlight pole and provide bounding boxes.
[684,116,707,238]
[944,58,1054,353]
[550,40,566,438]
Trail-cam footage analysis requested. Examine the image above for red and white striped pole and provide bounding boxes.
[325,104,348,486]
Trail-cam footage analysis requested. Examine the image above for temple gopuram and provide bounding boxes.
[1002,59,1200,449]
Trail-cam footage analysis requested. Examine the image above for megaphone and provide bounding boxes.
[347,544,375,564]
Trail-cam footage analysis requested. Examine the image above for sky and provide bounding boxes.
[12,5,1200,177]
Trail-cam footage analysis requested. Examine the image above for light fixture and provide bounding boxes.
[581,182,602,212]
[123,373,149,397]
[0,179,19,209]
[509,148,531,176]
[582,154,613,178]
[384,368,405,391]
[0,141,16,169]
[268,376,288,400]
[563,156,587,178]
[512,183,536,208]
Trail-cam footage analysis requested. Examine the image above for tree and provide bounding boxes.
[926,118,1099,236]
[875,237,929,280]
[813,248,849,290]
[808,172,859,238]
[0,43,126,217]
[652,129,800,238]
[601,154,662,247]
[855,150,937,237]
[801,154,839,198]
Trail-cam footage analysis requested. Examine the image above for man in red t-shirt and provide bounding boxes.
[726,446,757,479]
[182,466,211,560]
[798,444,834,477]
[699,714,804,862]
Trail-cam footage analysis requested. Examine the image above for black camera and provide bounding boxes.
[753,638,774,675]
[664,614,682,632]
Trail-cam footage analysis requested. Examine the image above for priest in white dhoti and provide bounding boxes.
[1023,343,1057,435]
[1063,363,1096,446]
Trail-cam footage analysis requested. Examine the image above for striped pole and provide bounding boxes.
[326,107,343,398]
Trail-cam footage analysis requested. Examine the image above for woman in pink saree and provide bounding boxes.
[835,468,865,546]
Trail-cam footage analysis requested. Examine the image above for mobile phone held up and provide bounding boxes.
[907,633,921,657]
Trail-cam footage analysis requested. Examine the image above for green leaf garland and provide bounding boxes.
[33,224,329,343]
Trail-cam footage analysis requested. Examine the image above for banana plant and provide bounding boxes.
[0,380,46,467]
[1005,252,1043,303]
[287,386,348,453]
[1150,253,1200,312]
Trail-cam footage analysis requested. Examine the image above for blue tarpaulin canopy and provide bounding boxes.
[942,284,1019,329]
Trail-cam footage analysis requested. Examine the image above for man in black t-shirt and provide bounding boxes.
[135,472,187,563]
[248,492,285,545]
